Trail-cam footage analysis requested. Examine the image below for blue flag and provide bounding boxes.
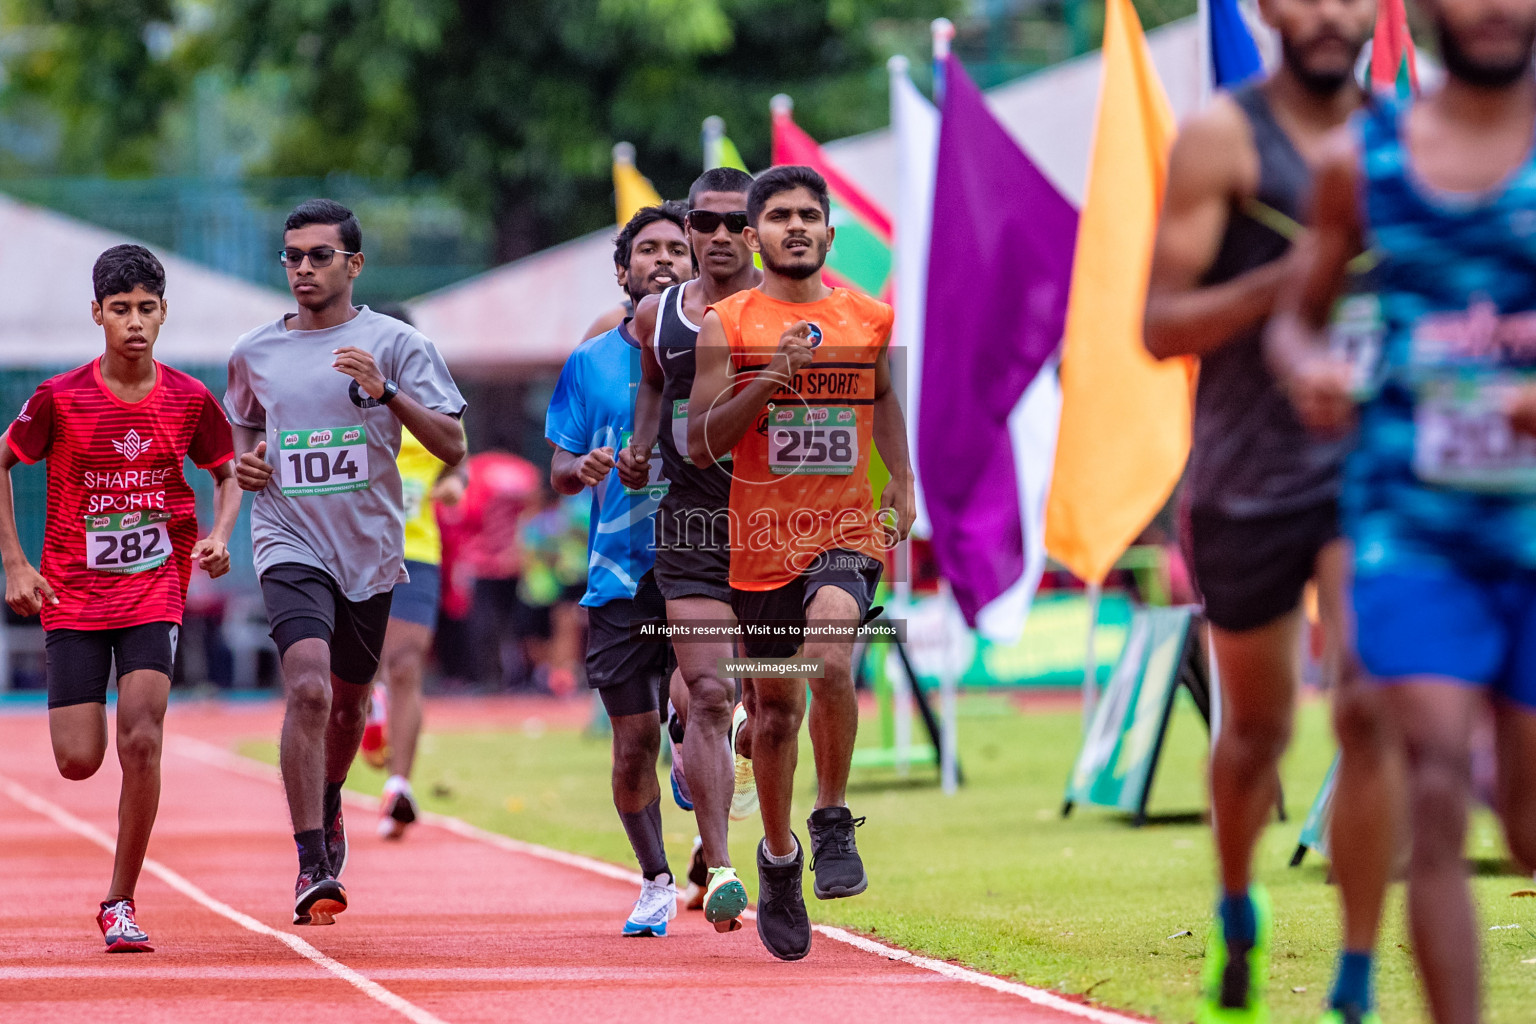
[1208,0,1263,88]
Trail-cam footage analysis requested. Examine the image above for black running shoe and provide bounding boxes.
[325,800,348,879]
[755,837,811,961]
[807,806,867,899]
[293,865,347,925]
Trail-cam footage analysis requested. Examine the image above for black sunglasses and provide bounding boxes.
[686,210,749,234]
[278,246,360,269]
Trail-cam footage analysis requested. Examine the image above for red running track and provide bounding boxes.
[0,699,1144,1024]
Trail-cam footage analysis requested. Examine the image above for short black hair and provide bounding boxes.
[613,201,688,269]
[92,244,166,302]
[284,198,362,253]
[747,165,830,226]
[689,167,754,207]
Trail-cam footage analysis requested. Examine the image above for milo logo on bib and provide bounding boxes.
[278,425,370,497]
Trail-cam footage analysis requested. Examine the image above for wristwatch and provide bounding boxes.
[378,379,400,405]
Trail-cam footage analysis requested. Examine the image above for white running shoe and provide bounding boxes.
[729,702,758,821]
[622,873,678,936]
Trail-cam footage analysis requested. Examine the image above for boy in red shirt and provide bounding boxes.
[0,244,240,952]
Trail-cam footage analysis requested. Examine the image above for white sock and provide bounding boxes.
[763,837,799,866]
[384,774,412,796]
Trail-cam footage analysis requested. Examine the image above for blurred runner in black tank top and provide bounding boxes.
[621,168,761,931]
[1142,1,1395,1021]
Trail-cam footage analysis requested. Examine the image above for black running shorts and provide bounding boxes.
[1183,501,1340,633]
[260,562,393,687]
[731,548,884,659]
[653,501,731,604]
[585,571,671,718]
[45,622,179,709]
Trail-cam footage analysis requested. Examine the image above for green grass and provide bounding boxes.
[243,694,1536,1023]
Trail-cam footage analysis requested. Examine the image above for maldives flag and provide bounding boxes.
[1372,0,1419,96]
[770,97,894,299]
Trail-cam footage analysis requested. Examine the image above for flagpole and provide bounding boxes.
[931,18,955,103]
[1082,582,1102,731]
[1196,0,1213,107]
[887,52,916,775]
[939,578,960,796]
[702,116,724,172]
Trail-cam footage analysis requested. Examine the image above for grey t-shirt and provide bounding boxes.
[224,306,466,601]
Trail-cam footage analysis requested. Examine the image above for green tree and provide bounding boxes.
[221,0,954,261]
[0,0,192,175]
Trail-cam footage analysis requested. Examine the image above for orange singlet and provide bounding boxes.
[709,287,894,591]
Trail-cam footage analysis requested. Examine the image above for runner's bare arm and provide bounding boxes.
[620,293,664,489]
[0,434,56,615]
[582,304,627,342]
[331,346,466,466]
[1144,99,1287,359]
[233,425,272,492]
[687,310,812,467]
[871,340,916,543]
[1267,128,1364,435]
[191,460,240,579]
[550,443,616,496]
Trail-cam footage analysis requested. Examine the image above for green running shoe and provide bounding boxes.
[1197,885,1273,1024]
[1317,1009,1380,1024]
[704,866,749,932]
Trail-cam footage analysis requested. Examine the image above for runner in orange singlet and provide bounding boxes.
[688,165,915,961]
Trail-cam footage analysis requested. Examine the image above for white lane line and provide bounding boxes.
[169,733,1151,1024]
[0,774,450,1024]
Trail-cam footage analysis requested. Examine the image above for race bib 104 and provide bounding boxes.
[768,406,858,476]
[620,430,668,498]
[84,509,172,574]
[1414,378,1536,492]
[672,399,729,465]
[1329,293,1384,400]
[278,427,370,497]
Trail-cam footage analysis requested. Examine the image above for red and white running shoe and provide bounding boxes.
[97,899,153,953]
[360,682,389,769]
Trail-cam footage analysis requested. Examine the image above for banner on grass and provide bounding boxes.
[1063,605,1204,821]
[895,591,1132,689]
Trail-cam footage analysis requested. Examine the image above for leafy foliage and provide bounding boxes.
[219,0,953,259]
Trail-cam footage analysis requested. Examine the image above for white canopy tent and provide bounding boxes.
[407,17,1204,371]
[0,192,291,368]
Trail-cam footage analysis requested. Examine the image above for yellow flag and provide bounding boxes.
[613,142,663,226]
[1043,0,1195,585]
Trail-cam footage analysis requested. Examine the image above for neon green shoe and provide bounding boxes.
[1197,885,1273,1024]
[704,866,748,932]
[1316,1010,1381,1024]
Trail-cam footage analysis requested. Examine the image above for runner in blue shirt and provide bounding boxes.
[1273,0,1536,1016]
[546,202,693,937]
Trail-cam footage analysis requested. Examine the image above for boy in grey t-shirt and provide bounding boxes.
[225,199,465,926]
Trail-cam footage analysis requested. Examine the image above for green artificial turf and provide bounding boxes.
[242,694,1536,1023]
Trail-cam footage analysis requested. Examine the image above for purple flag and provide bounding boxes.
[919,58,1078,626]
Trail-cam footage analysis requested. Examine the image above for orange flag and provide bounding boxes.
[1044,0,1195,585]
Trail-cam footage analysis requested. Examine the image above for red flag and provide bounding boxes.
[769,100,894,299]
[1371,0,1419,96]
